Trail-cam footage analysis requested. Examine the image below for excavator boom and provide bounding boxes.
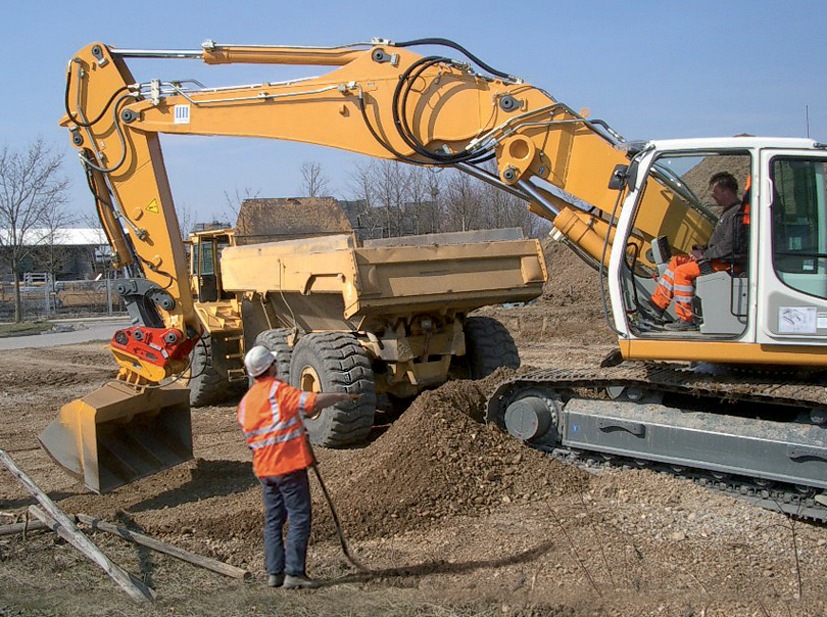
[42,37,745,493]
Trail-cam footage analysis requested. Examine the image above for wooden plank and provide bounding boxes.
[28,506,156,602]
[0,447,155,603]
[0,519,49,536]
[76,513,250,580]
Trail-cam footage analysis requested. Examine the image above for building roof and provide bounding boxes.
[234,197,352,245]
[0,228,107,246]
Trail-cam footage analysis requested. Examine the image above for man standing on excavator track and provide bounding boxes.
[238,345,356,590]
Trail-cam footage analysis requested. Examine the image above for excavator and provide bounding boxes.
[41,37,827,519]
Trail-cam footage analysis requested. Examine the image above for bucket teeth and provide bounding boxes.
[38,381,193,494]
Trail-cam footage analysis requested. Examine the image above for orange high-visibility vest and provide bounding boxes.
[237,377,318,478]
[742,174,751,225]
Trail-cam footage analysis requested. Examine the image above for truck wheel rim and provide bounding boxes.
[299,366,323,419]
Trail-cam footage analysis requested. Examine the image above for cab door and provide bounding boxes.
[193,234,231,303]
[757,151,827,345]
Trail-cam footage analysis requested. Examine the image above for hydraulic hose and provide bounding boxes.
[394,37,517,81]
[305,440,371,573]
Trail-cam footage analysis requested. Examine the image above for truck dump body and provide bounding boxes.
[219,228,547,332]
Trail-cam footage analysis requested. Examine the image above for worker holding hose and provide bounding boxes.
[238,345,357,590]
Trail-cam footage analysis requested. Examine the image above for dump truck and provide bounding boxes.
[185,220,546,448]
[43,37,827,520]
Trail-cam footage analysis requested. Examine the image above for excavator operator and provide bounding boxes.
[648,172,748,331]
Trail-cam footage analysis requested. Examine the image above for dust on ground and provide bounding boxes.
[2,239,826,617]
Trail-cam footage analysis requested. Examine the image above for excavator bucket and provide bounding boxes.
[38,380,192,494]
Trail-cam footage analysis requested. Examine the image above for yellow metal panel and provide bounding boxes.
[620,339,827,368]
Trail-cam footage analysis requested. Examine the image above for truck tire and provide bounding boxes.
[184,336,235,407]
[288,332,376,447]
[464,316,520,379]
[254,328,293,381]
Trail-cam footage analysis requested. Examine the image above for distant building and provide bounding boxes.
[0,227,110,281]
[234,197,353,245]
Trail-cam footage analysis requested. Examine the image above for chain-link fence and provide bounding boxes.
[0,274,125,321]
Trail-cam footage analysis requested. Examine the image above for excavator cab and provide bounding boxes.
[618,148,752,338]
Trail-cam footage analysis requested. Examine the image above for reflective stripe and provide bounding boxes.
[248,427,304,450]
[242,415,301,440]
[674,284,694,293]
[299,391,312,415]
[674,296,693,305]
[268,381,280,421]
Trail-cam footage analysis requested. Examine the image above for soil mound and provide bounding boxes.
[313,371,590,542]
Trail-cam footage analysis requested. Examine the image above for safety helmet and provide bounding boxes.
[244,345,276,377]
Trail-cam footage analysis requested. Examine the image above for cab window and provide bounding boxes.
[771,158,827,299]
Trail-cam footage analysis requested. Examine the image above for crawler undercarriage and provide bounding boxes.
[486,364,827,522]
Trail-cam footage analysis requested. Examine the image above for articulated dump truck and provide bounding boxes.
[41,213,546,493]
[188,223,547,448]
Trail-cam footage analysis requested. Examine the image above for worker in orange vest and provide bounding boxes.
[649,171,748,331]
[238,345,358,589]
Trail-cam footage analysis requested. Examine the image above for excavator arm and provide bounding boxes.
[65,39,711,273]
[43,37,712,492]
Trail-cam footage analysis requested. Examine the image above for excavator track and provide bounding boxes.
[486,364,827,523]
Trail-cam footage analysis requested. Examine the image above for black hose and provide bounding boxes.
[359,53,497,167]
[304,438,370,572]
[394,37,516,81]
[64,59,130,128]
[309,462,371,573]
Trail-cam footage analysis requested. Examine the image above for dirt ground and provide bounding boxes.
[2,240,827,617]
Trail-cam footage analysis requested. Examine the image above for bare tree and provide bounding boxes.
[443,171,481,232]
[346,162,382,240]
[30,197,78,286]
[299,161,331,197]
[0,139,70,321]
[405,166,443,234]
[223,186,260,224]
[176,200,196,239]
[373,160,410,237]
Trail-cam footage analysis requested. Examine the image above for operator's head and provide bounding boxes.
[244,345,276,379]
[709,172,739,210]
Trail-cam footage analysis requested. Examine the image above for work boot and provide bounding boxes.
[283,574,321,589]
[637,313,665,332]
[267,573,284,588]
[645,299,667,320]
[665,319,698,332]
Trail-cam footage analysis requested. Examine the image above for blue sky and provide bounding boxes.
[3,1,825,225]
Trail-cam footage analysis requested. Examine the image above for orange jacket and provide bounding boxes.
[237,376,318,478]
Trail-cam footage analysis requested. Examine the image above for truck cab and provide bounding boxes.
[188,227,235,303]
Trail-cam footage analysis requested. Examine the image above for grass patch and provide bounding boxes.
[0,320,54,337]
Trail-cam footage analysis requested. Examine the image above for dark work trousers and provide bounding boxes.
[260,468,312,577]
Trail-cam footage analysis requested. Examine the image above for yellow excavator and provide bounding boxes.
[42,38,827,518]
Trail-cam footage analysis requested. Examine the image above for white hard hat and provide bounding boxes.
[244,345,277,377]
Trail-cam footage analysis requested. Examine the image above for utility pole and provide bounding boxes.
[806,104,810,138]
